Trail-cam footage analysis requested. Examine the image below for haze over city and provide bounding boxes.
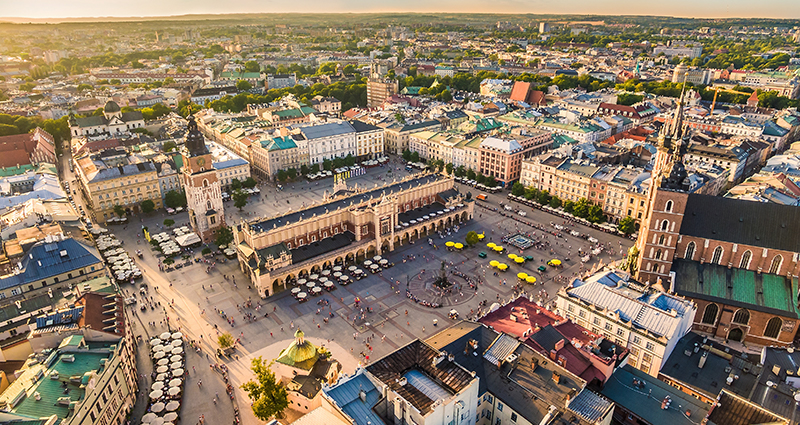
[2,0,800,20]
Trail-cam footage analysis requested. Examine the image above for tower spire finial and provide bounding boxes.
[671,74,688,139]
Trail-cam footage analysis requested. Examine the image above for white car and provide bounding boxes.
[517,211,527,217]
[504,205,513,211]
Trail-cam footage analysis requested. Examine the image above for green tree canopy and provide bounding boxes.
[164,190,186,209]
[244,61,261,73]
[162,140,177,152]
[618,216,636,236]
[233,189,249,210]
[215,226,234,247]
[243,177,257,188]
[140,200,155,214]
[163,219,175,227]
[511,182,525,197]
[465,230,480,246]
[218,332,234,349]
[230,178,242,190]
[114,205,126,217]
[241,357,289,421]
[236,80,253,91]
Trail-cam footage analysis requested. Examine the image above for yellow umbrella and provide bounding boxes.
[498,264,508,271]
[493,246,504,252]
[478,233,485,240]
[550,259,562,266]
[489,260,500,267]
[454,243,464,250]
[445,241,455,247]
[514,257,525,264]
[487,242,496,248]
[517,272,528,280]
[507,253,517,259]
[526,276,537,284]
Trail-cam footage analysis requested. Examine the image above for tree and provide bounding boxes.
[445,163,454,175]
[218,332,235,349]
[164,190,186,209]
[484,175,497,188]
[243,177,257,188]
[410,151,420,163]
[287,168,297,180]
[587,204,606,223]
[454,165,466,178]
[244,61,261,73]
[231,178,242,190]
[475,173,486,184]
[344,154,355,167]
[233,189,249,210]
[300,164,309,175]
[618,216,636,236]
[163,219,175,227]
[237,80,253,91]
[511,182,525,197]
[310,164,320,173]
[536,190,551,205]
[140,200,155,214]
[466,168,476,180]
[162,140,177,152]
[549,196,562,209]
[76,83,93,92]
[465,230,480,246]
[402,149,412,162]
[322,159,332,171]
[114,205,126,217]
[241,356,289,421]
[216,226,234,247]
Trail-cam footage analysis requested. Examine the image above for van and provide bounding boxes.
[517,211,527,217]
[504,205,513,211]
[476,194,487,201]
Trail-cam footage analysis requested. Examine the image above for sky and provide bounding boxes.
[1,0,798,20]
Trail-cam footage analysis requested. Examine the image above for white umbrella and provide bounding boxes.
[321,270,330,276]
[153,351,165,359]
[153,345,166,353]
[142,413,158,423]
[373,255,382,261]
[163,412,179,422]
[309,274,319,280]
[370,264,379,269]
[297,279,307,286]
[340,275,349,281]
[150,338,162,346]
[169,355,182,363]
[160,332,171,340]
[380,259,388,265]
[169,378,182,387]
[151,382,164,391]
[166,401,180,412]
[334,266,343,272]
[363,260,373,266]
[171,340,181,347]
[306,281,316,288]
[312,287,322,294]
[333,272,342,278]
[170,362,182,370]
[156,366,168,374]
[172,368,184,377]
[157,358,169,366]
[150,417,165,425]
[171,347,183,355]
[348,266,357,271]
[171,332,183,340]
[167,386,181,396]
[298,292,307,299]
[149,389,163,400]
[156,373,168,381]
[355,269,364,274]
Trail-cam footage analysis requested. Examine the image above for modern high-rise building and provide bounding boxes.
[366,76,398,108]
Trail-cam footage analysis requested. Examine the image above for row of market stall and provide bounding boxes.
[142,332,187,425]
[93,230,143,283]
[290,256,393,302]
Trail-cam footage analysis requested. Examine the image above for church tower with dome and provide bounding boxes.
[634,89,693,286]
[181,115,225,243]
[273,330,341,406]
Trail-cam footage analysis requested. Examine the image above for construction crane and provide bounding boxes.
[710,86,756,113]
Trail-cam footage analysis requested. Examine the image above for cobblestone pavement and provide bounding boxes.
[114,159,632,425]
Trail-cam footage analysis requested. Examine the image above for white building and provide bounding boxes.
[207,141,251,189]
[297,121,356,165]
[349,120,385,160]
[555,269,696,377]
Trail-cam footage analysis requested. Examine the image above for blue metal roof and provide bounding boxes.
[0,238,102,290]
[214,158,249,170]
[324,372,385,425]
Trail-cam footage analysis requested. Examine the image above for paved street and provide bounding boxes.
[112,159,633,425]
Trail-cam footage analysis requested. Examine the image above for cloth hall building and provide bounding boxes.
[234,174,474,298]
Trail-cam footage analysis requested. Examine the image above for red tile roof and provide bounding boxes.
[510,81,532,102]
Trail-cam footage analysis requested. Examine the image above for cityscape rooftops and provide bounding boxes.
[296,121,355,140]
[0,236,102,291]
[323,369,385,425]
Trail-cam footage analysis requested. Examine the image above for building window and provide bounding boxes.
[660,220,669,231]
[510,413,517,422]
[765,317,783,339]
[497,402,503,412]
[685,242,695,260]
[578,310,586,318]
[593,317,600,325]
[605,323,613,331]
[567,304,574,313]
[658,235,665,245]
[701,303,719,325]
[665,200,673,212]
[711,246,723,265]
[617,328,625,337]
[654,249,662,260]
[769,255,783,274]
[732,309,750,325]
[632,335,641,345]
[740,250,752,269]
[645,342,655,351]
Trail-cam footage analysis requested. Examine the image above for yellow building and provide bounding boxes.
[75,153,161,222]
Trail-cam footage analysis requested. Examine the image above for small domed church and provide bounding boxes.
[273,330,341,410]
[69,100,145,138]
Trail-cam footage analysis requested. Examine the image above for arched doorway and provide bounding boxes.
[727,328,744,342]
[402,233,410,245]
[272,279,283,295]
[461,211,469,222]
[356,249,366,261]
[410,229,418,243]
[366,245,377,258]
[381,240,390,252]
[311,264,321,273]
[345,253,355,264]
[421,226,428,236]
[323,261,332,269]
[394,236,401,247]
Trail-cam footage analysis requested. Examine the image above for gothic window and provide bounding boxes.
[711,246,723,265]
[660,220,669,231]
[654,250,662,260]
[764,317,782,339]
[769,255,783,274]
[652,263,659,272]
[207,201,212,210]
[665,200,673,212]
[685,242,695,260]
[739,250,752,269]
[701,303,718,325]
[203,179,209,188]
[658,235,665,245]
[732,309,750,325]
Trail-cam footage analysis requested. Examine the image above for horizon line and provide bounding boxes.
[1,11,799,23]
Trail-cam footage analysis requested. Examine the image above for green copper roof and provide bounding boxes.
[673,259,800,318]
[276,330,319,370]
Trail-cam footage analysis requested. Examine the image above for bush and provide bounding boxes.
[202,247,212,255]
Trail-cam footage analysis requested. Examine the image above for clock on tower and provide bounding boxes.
[181,116,225,243]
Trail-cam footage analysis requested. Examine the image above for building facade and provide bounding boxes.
[181,116,225,243]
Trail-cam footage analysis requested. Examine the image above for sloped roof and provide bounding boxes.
[679,193,800,252]
[672,259,800,318]
[324,371,385,425]
[0,238,101,290]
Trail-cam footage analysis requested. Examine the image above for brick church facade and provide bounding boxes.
[633,91,800,346]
